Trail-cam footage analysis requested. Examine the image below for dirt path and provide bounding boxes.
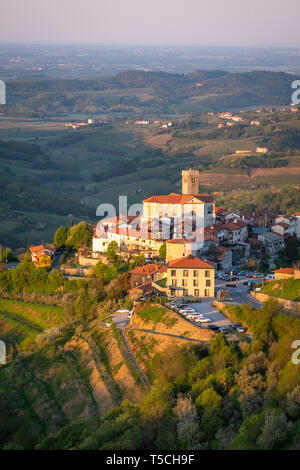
[129,327,209,344]
[120,330,151,389]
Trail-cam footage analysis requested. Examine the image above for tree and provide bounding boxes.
[0,247,16,263]
[66,222,92,250]
[159,243,166,260]
[173,395,202,449]
[53,226,68,247]
[106,241,119,262]
[257,411,291,450]
[284,234,298,265]
[195,387,222,414]
[286,385,300,419]
[93,261,117,285]
[245,258,258,272]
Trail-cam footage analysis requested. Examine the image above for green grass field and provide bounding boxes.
[0,299,64,350]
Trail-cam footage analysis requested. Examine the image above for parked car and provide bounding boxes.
[196,317,211,324]
[231,323,242,329]
[179,309,195,314]
[237,327,247,333]
[208,325,220,331]
[116,308,131,314]
[264,274,275,281]
[219,326,229,333]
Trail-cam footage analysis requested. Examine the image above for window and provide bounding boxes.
[193,279,199,287]
[171,270,176,277]
[205,289,210,297]
[206,280,211,287]
[183,289,188,296]
[172,279,177,286]
[182,279,187,287]
[193,270,199,277]
[194,289,199,297]
[183,270,189,277]
[205,270,211,278]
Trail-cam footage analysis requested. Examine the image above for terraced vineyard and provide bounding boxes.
[0,300,144,438]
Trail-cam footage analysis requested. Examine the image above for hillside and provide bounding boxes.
[1,256,300,450]
[126,303,213,373]
[4,70,300,117]
[0,298,145,446]
[1,71,300,248]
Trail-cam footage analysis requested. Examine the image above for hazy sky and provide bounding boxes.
[1,0,300,46]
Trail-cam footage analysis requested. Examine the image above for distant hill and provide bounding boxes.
[6,69,300,115]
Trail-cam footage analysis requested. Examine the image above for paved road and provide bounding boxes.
[111,311,130,329]
[230,291,262,308]
[215,274,263,308]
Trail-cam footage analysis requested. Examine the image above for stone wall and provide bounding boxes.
[251,291,300,313]
[78,254,108,266]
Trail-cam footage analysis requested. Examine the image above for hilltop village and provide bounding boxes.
[28,168,300,303]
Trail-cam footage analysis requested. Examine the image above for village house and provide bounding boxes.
[219,112,233,119]
[223,220,249,245]
[272,222,294,237]
[273,267,300,280]
[30,245,59,267]
[129,264,167,289]
[167,256,215,299]
[258,232,285,254]
[256,147,270,154]
[273,216,296,235]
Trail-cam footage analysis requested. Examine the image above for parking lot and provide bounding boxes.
[192,302,231,328]
[215,271,264,308]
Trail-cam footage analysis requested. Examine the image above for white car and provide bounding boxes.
[179,308,195,314]
[264,274,275,281]
[237,327,247,333]
[195,317,211,324]
[116,308,131,314]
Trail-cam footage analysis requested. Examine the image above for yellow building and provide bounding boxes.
[273,268,300,280]
[167,255,215,299]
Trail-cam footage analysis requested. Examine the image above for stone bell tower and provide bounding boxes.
[182,169,200,195]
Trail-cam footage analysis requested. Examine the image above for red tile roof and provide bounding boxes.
[273,268,294,275]
[158,265,167,273]
[224,222,246,231]
[168,256,214,269]
[166,238,194,244]
[30,245,58,253]
[143,193,214,204]
[130,264,162,275]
